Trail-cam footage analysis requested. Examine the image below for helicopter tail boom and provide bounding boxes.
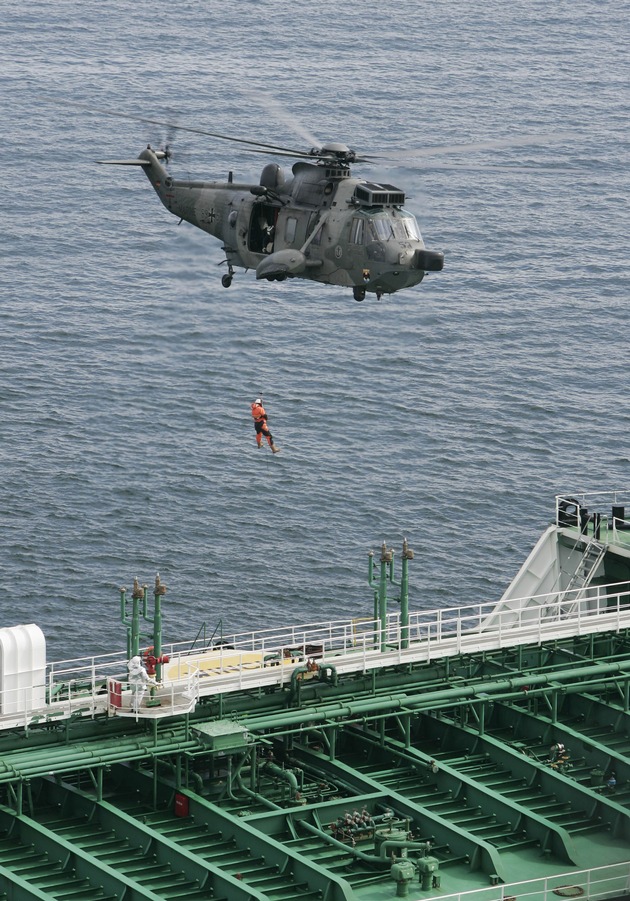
[97,149,170,166]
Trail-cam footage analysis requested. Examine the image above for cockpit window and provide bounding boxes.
[391,219,409,241]
[371,217,395,241]
[350,218,365,244]
[401,214,421,241]
[355,212,422,245]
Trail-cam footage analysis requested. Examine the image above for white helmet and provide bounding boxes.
[254,398,262,405]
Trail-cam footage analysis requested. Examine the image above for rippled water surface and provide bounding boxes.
[2,0,629,659]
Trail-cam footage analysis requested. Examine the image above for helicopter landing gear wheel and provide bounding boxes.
[353,286,366,302]
[221,274,233,288]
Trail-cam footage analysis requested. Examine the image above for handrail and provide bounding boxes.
[2,578,630,730]
[433,859,630,901]
[556,491,630,546]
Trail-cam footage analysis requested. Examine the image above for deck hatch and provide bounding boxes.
[193,719,250,751]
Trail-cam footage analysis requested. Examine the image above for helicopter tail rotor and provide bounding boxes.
[96,145,170,166]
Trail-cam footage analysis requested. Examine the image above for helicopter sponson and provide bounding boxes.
[100,143,443,301]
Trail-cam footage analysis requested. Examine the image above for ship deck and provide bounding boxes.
[1,604,630,901]
[1,494,630,901]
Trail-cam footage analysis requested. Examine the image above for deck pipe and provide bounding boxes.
[153,756,204,795]
[235,770,282,810]
[242,658,630,734]
[368,542,413,652]
[319,663,338,685]
[119,579,143,659]
[148,574,166,682]
[287,662,339,705]
[119,575,166,673]
[224,750,302,804]
[387,539,414,650]
[261,760,300,799]
[368,543,393,651]
[297,818,435,868]
[0,733,200,784]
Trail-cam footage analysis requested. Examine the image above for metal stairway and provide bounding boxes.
[559,537,607,613]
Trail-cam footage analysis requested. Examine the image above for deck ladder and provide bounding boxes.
[559,537,607,614]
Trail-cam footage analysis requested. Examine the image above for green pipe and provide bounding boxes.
[142,582,149,619]
[378,840,432,861]
[119,581,143,659]
[289,662,338,704]
[250,746,258,790]
[1,737,200,779]
[7,744,197,777]
[400,539,413,650]
[153,574,166,681]
[4,731,185,764]
[378,544,391,652]
[329,725,337,760]
[244,659,630,733]
[319,663,338,686]
[368,541,413,650]
[235,772,282,810]
[298,819,432,867]
[131,582,142,658]
[368,546,390,651]
[119,587,128,656]
[262,760,299,798]
[373,591,378,646]
[288,665,310,704]
[249,672,630,742]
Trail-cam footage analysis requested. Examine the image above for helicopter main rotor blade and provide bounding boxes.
[67,101,318,159]
[387,130,580,163]
[242,88,322,149]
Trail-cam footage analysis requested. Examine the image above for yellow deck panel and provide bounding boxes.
[165,649,303,680]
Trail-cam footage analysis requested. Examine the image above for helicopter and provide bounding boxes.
[98,121,444,302]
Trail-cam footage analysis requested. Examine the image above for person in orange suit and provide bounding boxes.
[251,398,280,453]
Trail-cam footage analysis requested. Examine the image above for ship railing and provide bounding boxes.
[106,663,200,719]
[5,581,629,727]
[432,859,630,901]
[163,615,372,659]
[40,581,630,678]
[0,653,123,729]
[155,580,630,691]
[556,490,630,549]
[401,580,630,647]
[0,652,201,727]
[556,489,630,510]
[46,651,130,708]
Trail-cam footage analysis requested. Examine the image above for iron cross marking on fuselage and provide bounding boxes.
[202,208,216,224]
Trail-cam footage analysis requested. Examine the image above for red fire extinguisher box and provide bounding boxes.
[174,793,189,817]
[109,680,122,709]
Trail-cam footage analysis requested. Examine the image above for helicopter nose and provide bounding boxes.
[414,249,444,272]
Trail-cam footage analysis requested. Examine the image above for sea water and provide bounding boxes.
[1,0,629,659]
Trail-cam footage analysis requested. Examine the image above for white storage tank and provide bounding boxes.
[0,624,46,714]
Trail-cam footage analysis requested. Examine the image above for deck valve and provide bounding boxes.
[391,858,416,897]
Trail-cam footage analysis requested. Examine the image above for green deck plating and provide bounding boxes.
[1,494,630,901]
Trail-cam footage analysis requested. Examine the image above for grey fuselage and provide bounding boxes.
[137,147,443,295]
